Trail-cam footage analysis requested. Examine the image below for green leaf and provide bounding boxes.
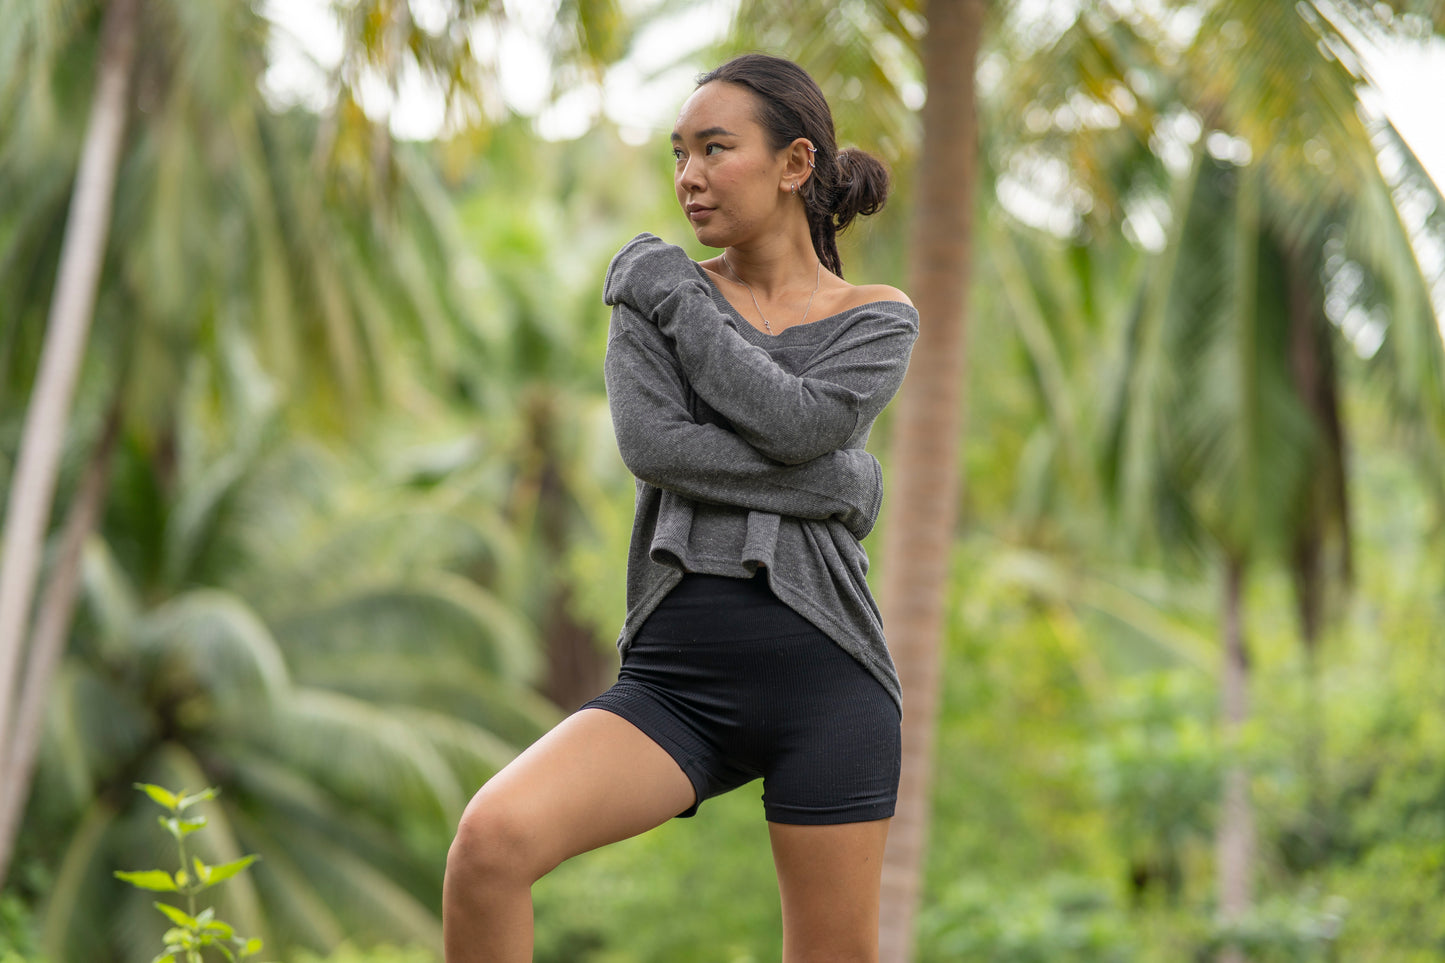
[149,953,176,963]
[202,920,236,940]
[134,784,181,812]
[240,937,263,957]
[203,855,259,886]
[176,788,220,811]
[193,856,211,886]
[174,869,190,888]
[153,902,197,929]
[158,815,208,840]
[196,907,215,926]
[163,931,195,951]
[114,870,178,892]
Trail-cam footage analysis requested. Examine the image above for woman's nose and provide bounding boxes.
[677,156,704,192]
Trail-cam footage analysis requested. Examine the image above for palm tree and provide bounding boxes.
[1113,8,1442,954]
[446,120,676,710]
[0,0,142,861]
[24,381,554,962]
[980,3,1445,956]
[0,0,634,888]
[872,3,989,958]
[719,3,986,956]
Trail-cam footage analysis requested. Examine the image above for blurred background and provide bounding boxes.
[2,1,1444,961]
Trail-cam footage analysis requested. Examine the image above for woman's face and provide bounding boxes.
[671,82,790,248]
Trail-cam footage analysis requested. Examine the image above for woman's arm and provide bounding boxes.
[606,303,883,540]
[604,233,918,465]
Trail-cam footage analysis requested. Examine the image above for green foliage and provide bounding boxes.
[18,417,552,962]
[3,2,1444,961]
[1087,670,1219,902]
[0,893,45,963]
[288,946,435,963]
[531,790,781,962]
[1201,894,1347,963]
[919,874,1132,962]
[114,785,264,963]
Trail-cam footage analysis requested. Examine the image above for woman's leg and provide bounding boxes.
[443,707,696,963]
[768,818,892,963]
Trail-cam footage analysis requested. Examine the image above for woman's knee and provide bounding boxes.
[446,790,549,889]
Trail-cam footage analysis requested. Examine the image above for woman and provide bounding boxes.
[444,53,917,962]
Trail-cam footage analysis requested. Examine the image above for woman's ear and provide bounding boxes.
[781,137,816,190]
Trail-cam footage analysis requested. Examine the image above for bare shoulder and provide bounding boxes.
[812,279,914,323]
[838,282,914,312]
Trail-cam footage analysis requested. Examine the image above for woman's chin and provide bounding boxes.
[686,221,730,249]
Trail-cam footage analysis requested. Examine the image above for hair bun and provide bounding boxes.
[831,148,890,232]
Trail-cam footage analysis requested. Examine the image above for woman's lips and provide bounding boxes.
[686,205,715,222]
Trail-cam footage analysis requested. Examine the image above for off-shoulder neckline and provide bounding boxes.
[690,261,916,339]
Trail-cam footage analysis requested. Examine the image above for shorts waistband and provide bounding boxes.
[642,571,819,643]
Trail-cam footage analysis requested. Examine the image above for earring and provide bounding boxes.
[790,183,798,195]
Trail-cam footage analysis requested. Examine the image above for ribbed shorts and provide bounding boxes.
[582,571,901,825]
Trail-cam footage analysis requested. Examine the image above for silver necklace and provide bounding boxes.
[721,251,822,335]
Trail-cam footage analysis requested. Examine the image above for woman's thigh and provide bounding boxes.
[768,818,892,963]
[457,707,697,880]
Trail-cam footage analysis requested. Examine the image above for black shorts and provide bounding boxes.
[582,572,901,825]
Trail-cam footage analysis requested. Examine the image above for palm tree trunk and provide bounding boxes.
[1284,239,1348,864]
[877,0,985,959]
[1217,556,1254,963]
[0,397,123,886]
[525,397,612,711]
[0,0,140,785]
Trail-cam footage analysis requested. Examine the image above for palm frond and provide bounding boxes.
[1341,122,1445,438]
[39,798,117,963]
[224,749,455,894]
[256,687,468,819]
[726,0,923,163]
[987,546,1214,671]
[131,589,292,707]
[287,649,556,748]
[1192,0,1382,212]
[1101,137,1208,559]
[273,572,539,683]
[226,808,347,953]
[78,534,141,650]
[244,812,442,954]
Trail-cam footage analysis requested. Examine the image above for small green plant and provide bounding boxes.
[114,784,265,963]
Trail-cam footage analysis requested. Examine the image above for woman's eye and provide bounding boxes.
[671,148,684,161]
[705,143,724,155]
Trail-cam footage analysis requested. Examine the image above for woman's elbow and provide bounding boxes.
[614,433,675,485]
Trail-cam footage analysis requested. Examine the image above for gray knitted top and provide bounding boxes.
[602,233,919,709]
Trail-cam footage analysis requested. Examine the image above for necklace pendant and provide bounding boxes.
[721,250,820,336]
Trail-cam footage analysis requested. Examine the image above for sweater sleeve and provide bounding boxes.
[605,303,883,540]
[604,233,919,465]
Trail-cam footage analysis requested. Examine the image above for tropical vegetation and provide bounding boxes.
[2,0,1444,961]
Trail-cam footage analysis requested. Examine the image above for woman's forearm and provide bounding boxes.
[604,233,916,465]
[605,319,883,539]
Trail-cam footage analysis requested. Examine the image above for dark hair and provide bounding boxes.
[697,54,889,278]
